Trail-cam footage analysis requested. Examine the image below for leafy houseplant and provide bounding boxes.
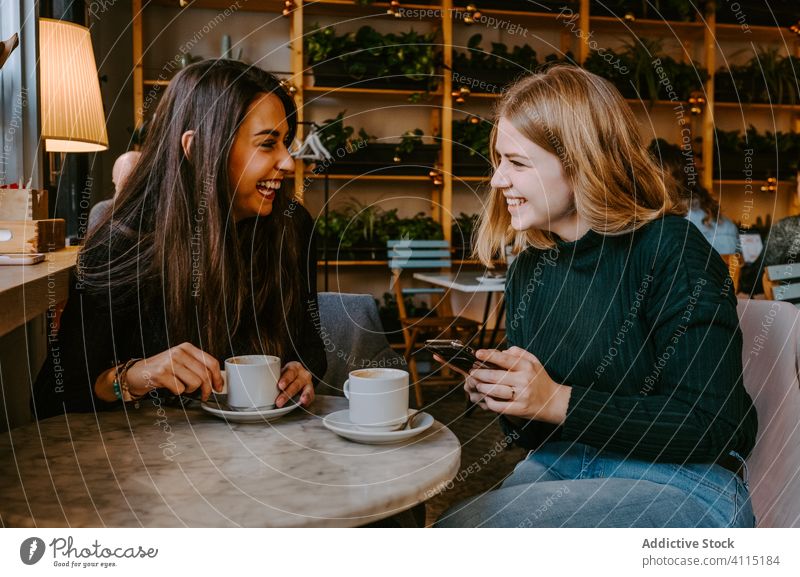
[715,48,798,105]
[316,202,444,260]
[713,127,800,181]
[454,0,578,12]
[316,111,374,159]
[592,0,703,22]
[452,34,541,93]
[305,25,440,92]
[583,37,706,102]
[314,113,439,175]
[452,117,493,175]
[451,212,479,259]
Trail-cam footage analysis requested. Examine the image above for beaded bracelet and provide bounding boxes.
[113,358,143,402]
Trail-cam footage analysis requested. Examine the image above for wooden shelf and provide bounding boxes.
[321,259,487,267]
[304,173,433,182]
[303,1,443,19]
[143,79,169,87]
[589,15,704,36]
[303,85,441,97]
[715,22,798,41]
[715,179,795,185]
[151,0,285,13]
[715,101,800,112]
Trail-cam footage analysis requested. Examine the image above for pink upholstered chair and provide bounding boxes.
[737,298,800,527]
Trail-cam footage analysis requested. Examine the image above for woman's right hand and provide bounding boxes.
[125,342,224,401]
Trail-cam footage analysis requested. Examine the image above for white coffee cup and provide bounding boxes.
[343,368,409,431]
[225,355,281,411]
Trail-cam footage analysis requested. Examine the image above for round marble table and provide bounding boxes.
[0,396,461,527]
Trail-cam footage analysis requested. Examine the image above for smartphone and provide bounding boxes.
[0,253,45,265]
[423,339,500,373]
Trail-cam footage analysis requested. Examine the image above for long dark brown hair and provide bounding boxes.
[81,59,303,360]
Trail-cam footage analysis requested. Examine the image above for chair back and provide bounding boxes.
[762,263,800,303]
[316,292,406,396]
[387,239,450,320]
[737,298,800,527]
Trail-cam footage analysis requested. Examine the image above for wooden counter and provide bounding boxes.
[0,248,78,338]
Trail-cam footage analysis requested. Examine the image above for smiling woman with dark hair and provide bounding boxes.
[32,59,325,418]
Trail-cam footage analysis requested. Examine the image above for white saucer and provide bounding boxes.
[201,394,298,423]
[323,409,434,445]
[476,275,505,284]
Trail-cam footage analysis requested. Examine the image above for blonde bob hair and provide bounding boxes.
[474,65,684,266]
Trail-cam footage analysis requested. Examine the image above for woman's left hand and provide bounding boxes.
[275,361,315,408]
[468,346,571,425]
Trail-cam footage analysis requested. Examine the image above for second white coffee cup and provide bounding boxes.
[225,354,281,411]
[343,368,409,431]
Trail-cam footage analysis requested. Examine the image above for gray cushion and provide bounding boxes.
[317,292,406,396]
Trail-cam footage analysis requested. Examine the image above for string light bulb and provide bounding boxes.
[451,85,471,104]
[464,4,482,25]
[688,91,706,115]
[282,0,295,17]
[761,177,778,193]
[387,0,402,17]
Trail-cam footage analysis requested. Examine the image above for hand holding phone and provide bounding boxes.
[423,339,500,375]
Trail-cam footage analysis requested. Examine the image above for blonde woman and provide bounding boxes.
[436,66,757,528]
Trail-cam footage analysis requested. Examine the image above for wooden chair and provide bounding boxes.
[720,253,743,294]
[762,263,800,305]
[388,239,479,407]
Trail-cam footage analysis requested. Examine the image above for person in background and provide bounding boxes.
[435,66,757,528]
[33,59,325,418]
[650,139,740,256]
[87,151,142,232]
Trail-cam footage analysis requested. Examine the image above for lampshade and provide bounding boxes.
[39,18,108,152]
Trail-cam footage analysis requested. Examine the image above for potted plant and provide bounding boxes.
[715,48,798,105]
[314,113,439,175]
[584,37,706,102]
[453,0,578,13]
[592,0,703,22]
[305,24,440,92]
[453,116,492,175]
[712,127,799,181]
[452,212,479,259]
[452,34,538,92]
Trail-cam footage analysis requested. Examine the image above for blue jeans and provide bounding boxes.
[435,442,755,528]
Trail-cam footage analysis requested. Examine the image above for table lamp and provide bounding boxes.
[39,18,108,153]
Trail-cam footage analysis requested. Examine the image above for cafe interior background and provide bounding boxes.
[2,0,800,528]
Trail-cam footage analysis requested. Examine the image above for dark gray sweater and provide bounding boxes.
[503,215,757,463]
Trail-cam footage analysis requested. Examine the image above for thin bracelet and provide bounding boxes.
[115,358,143,402]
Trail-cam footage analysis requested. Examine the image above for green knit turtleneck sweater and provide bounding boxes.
[503,215,757,463]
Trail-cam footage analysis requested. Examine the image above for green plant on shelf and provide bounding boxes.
[316,202,444,258]
[453,116,492,159]
[452,212,479,257]
[591,0,703,22]
[583,36,706,102]
[716,48,798,104]
[711,126,800,180]
[454,33,539,73]
[305,24,440,92]
[316,111,375,159]
[394,129,425,162]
